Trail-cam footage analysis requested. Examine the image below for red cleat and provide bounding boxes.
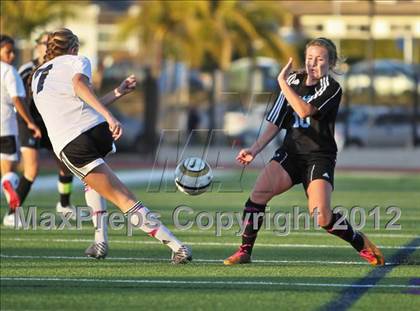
[223,246,252,265]
[2,180,20,210]
[358,232,385,266]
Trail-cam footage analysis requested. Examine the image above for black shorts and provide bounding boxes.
[60,122,115,179]
[18,117,52,150]
[271,148,336,191]
[0,135,19,161]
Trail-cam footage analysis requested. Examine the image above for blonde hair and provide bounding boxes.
[28,28,79,91]
[306,37,344,73]
[44,28,79,63]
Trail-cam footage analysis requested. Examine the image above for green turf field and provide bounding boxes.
[1,170,419,310]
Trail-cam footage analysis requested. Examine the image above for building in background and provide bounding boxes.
[280,0,420,64]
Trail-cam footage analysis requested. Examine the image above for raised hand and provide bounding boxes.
[236,148,256,165]
[116,74,137,96]
[277,57,293,84]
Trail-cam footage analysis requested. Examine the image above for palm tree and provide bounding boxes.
[118,1,207,153]
[0,1,79,38]
[198,0,298,132]
[119,1,297,148]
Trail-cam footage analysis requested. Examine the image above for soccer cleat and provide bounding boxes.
[2,210,23,228]
[223,246,252,265]
[358,232,385,266]
[2,180,20,210]
[85,242,108,259]
[171,245,192,264]
[56,202,76,220]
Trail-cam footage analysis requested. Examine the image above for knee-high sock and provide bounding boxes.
[16,176,33,206]
[58,175,73,207]
[85,185,108,244]
[323,212,364,252]
[241,198,266,255]
[125,201,182,252]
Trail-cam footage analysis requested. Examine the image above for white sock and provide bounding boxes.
[126,202,182,252]
[85,185,108,244]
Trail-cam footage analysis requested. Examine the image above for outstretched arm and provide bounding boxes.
[100,75,137,106]
[236,122,280,165]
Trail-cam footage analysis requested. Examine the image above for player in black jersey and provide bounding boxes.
[224,37,384,266]
[16,32,75,217]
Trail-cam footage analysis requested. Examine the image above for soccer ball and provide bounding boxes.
[174,157,213,195]
[1,172,19,189]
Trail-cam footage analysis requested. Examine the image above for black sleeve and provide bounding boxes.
[18,63,35,108]
[266,92,288,127]
[19,64,33,87]
[307,76,342,118]
[265,73,299,127]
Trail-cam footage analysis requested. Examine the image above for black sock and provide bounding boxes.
[241,198,266,255]
[16,176,33,206]
[58,175,73,207]
[323,212,365,252]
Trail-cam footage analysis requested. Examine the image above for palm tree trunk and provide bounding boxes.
[141,67,159,155]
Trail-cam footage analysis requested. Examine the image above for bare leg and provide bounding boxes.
[307,179,332,227]
[82,163,136,213]
[83,162,185,253]
[250,160,293,204]
[20,148,39,181]
[1,159,15,175]
[224,161,294,265]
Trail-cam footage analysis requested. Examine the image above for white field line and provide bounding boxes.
[264,232,420,238]
[0,254,398,266]
[177,231,420,239]
[1,276,418,289]
[2,237,419,250]
[31,169,230,192]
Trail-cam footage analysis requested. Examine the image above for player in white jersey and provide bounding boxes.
[1,34,41,227]
[32,28,191,263]
[17,32,76,220]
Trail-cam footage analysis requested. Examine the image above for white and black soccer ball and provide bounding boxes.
[1,172,19,189]
[174,157,213,196]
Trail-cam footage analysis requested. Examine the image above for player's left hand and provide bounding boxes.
[116,74,136,96]
[278,57,293,83]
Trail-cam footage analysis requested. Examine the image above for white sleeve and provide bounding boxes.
[5,67,26,98]
[72,56,92,81]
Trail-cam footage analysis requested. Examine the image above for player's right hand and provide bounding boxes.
[106,114,123,141]
[28,122,42,139]
[236,148,256,165]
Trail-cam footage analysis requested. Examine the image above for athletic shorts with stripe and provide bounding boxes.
[271,148,336,191]
[0,135,19,161]
[60,122,115,179]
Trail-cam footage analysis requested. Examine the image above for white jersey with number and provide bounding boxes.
[31,55,105,156]
[1,61,26,137]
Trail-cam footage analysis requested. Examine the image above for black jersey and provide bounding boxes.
[266,72,342,156]
[17,59,44,125]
